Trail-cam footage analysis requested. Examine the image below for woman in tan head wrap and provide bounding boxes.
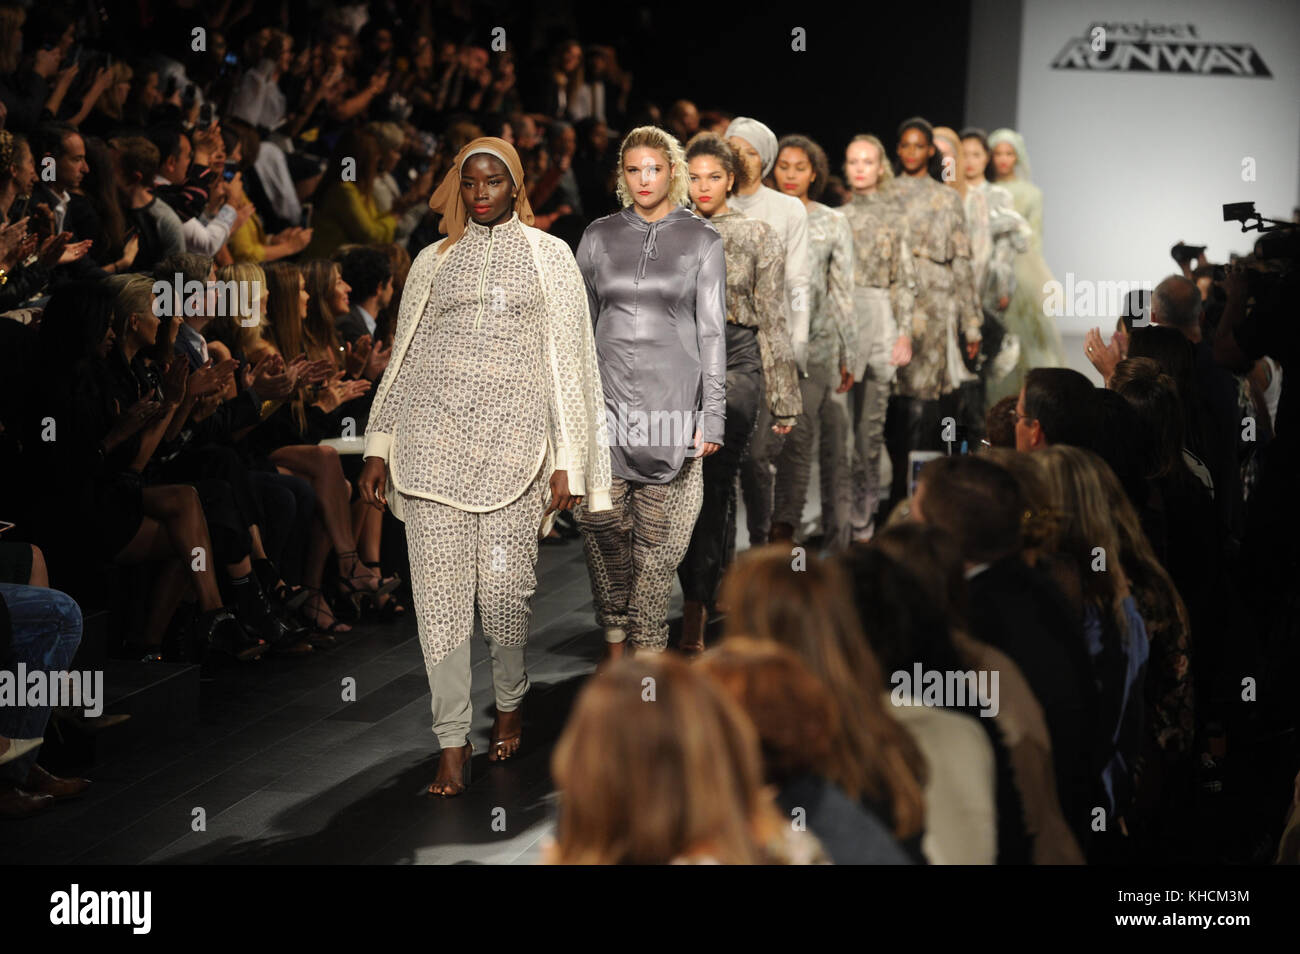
[358,137,612,795]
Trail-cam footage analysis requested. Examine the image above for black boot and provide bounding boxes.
[231,575,313,656]
[252,558,312,612]
[250,564,313,641]
[168,606,266,663]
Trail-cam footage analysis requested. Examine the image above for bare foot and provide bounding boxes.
[427,743,472,796]
[489,708,522,761]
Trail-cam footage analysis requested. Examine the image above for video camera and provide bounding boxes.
[1205,202,1298,290]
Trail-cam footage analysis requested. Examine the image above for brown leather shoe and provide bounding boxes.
[0,783,54,818]
[678,600,708,655]
[769,521,796,543]
[23,763,90,800]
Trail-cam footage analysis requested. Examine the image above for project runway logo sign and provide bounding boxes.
[1051,21,1272,78]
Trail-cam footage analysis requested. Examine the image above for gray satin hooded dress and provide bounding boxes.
[576,205,728,484]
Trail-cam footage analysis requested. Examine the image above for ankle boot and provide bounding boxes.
[679,600,708,655]
[171,607,265,663]
[251,557,280,593]
[233,576,312,654]
[253,558,312,611]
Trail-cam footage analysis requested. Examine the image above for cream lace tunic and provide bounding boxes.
[365,213,612,515]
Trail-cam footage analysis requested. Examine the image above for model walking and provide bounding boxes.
[573,125,726,658]
[677,132,798,653]
[358,137,611,796]
[985,127,1065,405]
[840,134,916,538]
[886,118,982,507]
[725,116,810,546]
[956,127,1029,418]
[769,134,856,550]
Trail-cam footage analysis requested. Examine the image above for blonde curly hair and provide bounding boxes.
[614,125,689,210]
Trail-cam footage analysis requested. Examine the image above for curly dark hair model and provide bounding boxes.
[685,130,748,195]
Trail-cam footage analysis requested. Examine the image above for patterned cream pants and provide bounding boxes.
[574,456,703,652]
[401,467,548,748]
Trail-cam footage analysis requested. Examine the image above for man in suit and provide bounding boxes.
[337,246,393,345]
[912,454,1099,849]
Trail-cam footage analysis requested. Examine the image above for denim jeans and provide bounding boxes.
[0,583,83,784]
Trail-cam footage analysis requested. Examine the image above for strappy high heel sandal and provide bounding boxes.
[363,561,406,621]
[489,709,523,762]
[335,550,400,615]
[296,587,350,646]
[427,742,473,797]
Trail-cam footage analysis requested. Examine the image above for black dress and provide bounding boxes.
[28,364,145,576]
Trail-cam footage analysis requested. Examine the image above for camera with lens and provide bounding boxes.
[1171,242,1206,266]
[1214,202,1298,296]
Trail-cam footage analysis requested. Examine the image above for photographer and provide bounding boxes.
[1213,249,1299,702]
[1215,259,1297,442]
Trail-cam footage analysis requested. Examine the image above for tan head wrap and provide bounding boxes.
[427,136,534,253]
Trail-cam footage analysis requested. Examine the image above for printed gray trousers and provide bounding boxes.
[574,456,703,652]
[850,287,897,536]
[401,469,547,749]
[773,362,853,551]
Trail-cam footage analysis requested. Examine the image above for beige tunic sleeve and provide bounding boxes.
[363,239,444,462]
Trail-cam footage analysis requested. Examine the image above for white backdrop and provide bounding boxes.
[1012,0,1300,374]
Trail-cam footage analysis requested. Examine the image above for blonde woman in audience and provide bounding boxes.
[718,544,928,860]
[546,653,826,864]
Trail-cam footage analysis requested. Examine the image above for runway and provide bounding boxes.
[3,342,1101,865]
[3,538,607,865]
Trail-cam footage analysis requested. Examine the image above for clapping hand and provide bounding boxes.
[160,356,190,406]
[1084,327,1125,384]
[0,217,28,267]
[251,353,298,401]
[37,231,70,267]
[318,370,371,410]
[104,397,161,449]
[363,337,391,379]
[301,357,335,386]
[342,335,372,378]
[337,375,371,402]
[57,237,93,265]
[245,351,280,390]
[189,358,238,399]
[120,233,140,268]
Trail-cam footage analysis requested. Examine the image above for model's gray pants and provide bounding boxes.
[773,361,853,551]
[850,287,897,536]
[401,469,546,749]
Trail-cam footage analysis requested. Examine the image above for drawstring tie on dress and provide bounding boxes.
[635,221,660,283]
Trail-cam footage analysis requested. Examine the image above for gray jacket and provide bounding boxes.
[577,205,727,484]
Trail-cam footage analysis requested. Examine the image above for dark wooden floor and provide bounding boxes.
[4,535,642,865]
